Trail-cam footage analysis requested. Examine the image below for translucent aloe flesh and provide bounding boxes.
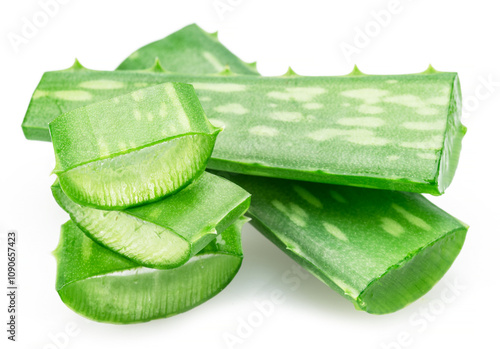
[49,82,221,209]
[218,172,467,314]
[51,172,250,269]
[55,217,246,324]
[117,24,258,75]
[24,68,464,194]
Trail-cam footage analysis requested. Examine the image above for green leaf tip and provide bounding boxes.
[422,64,439,74]
[347,65,366,76]
[244,61,258,73]
[238,215,251,227]
[217,64,237,76]
[52,246,59,258]
[208,30,219,41]
[63,59,87,72]
[52,229,64,259]
[281,67,299,77]
[248,61,257,69]
[144,57,168,73]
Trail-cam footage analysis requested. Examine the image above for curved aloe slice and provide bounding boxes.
[51,172,250,268]
[55,217,246,324]
[49,82,221,209]
[222,173,468,314]
[117,24,258,75]
[26,66,463,194]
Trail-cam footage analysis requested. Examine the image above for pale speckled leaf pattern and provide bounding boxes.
[52,172,250,268]
[117,26,468,314]
[25,69,464,194]
[54,217,246,324]
[220,172,468,314]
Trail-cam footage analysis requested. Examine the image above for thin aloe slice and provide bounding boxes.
[117,23,258,75]
[217,172,468,314]
[51,172,250,268]
[49,82,221,209]
[25,66,464,194]
[55,217,246,324]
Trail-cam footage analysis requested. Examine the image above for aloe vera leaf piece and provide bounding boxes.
[216,172,467,314]
[119,29,468,314]
[26,66,465,194]
[54,216,246,324]
[117,24,258,75]
[51,172,250,268]
[24,66,465,194]
[49,82,221,209]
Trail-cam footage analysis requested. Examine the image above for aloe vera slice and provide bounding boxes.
[49,82,221,209]
[24,66,464,194]
[117,24,258,75]
[51,172,250,268]
[218,172,467,314]
[54,217,246,324]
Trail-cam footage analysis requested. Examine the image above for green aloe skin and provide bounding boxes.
[24,65,464,194]
[117,24,259,75]
[49,82,221,210]
[219,172,468,314]
[52,172,250,269]
[55,217,247,324]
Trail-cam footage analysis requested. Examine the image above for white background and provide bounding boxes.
[1,0,499,348]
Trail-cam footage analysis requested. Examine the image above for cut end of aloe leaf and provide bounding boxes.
[57,132,217,210]
[49,82,219,209]
[356,227,467,314]
[223,173,469,314]
[51,180,191,269]
[55,220,244,324]
[51,172,250,269]
[435,76,466,195]
[58,255,241,324]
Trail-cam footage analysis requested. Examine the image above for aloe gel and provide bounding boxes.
[54,217,247,324]
[49,82,221,209]
[52,172,250,269]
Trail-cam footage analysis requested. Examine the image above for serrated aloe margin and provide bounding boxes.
[49,82,221,209]
[51,172,250,269]
[54,217,247,324]
[26,65,464,194]
[218,172,468,314]
[118,26,469,314]
[117,23,258,75]
[116,26,470,314]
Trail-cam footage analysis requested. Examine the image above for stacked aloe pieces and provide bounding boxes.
[22,24,469,322]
